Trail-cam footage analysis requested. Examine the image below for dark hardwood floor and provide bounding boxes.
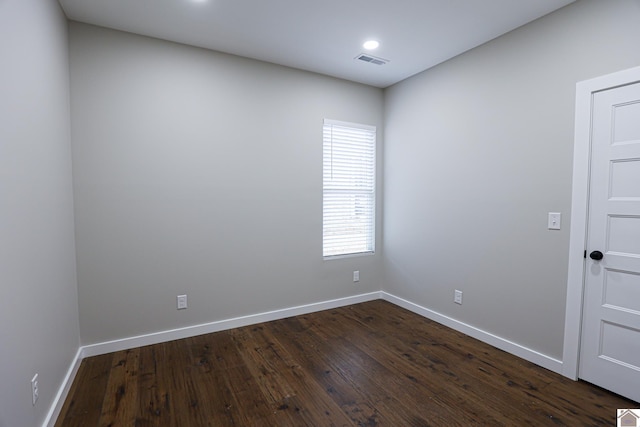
[55,300,636,426]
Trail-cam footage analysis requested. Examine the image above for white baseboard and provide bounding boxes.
[44,291,381,426]
[81,291,382,358]
[45,289,564,426]
[381,291,563,374]
[43,347,83,427]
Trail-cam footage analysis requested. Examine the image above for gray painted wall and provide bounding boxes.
[69,23,384,345]
[0,1,80,426]
[4,2,640,424]
[383,0,640,360]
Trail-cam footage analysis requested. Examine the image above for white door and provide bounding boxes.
[579,81,640,402]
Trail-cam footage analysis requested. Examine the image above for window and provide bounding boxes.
[323,119,376,258]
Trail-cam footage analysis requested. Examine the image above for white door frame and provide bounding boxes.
[563,65,640,380]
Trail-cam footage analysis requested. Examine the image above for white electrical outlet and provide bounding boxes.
[177,294,187,310]
[31,374,39,406]
[454,290,463,305]
[353,271,360,282]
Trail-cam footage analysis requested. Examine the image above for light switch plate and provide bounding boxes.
[548,212,561,230]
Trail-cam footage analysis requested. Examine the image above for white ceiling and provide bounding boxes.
[59,0,575,88]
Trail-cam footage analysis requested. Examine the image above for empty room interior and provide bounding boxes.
[3,0,640,426]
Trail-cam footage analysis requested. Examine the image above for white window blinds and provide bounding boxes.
[323,119,376,258]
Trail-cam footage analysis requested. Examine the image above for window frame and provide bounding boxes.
[322,118,376,259]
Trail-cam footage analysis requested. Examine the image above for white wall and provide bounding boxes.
[383,0,640,361]
[0,1,80,426]
[68,23,384,345]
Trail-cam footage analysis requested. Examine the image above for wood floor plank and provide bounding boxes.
[229,326,298,405]
[230,323,354,426]
[54,352,112,427]
[55,301,637,426]
[310,308,515,425]
[167,338,216,427]
[98,349,140,426]
[272,315,436,426]
[341,301,637,425]
[136,345,165,426]
[270,317,395,426]
[188,333,276,425]
[293,312,472,425]
[300,311,489,425]
[328,303,554,424]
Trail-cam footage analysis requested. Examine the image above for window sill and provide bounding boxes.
[323,251,375,261]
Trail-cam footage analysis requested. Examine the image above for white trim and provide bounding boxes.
[323,118,377,132]
[44,292,381,425]
[323,119,377,258]
[81,292,382,357]
[45,289,572,425]
[323,251,375,261]
[563,65,640,380]
[382,292,563,374]
[43,347,83,427]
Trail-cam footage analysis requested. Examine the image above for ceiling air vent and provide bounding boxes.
[355,53,389,66]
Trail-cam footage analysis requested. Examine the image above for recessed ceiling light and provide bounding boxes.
[363,40,379,50]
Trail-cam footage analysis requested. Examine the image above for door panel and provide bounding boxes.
[613,101,640,142]
[603,269,640,312]
[600,322,640,369]
[610,160,640,198]
[607,215,640,255]
[579,81,640,403]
